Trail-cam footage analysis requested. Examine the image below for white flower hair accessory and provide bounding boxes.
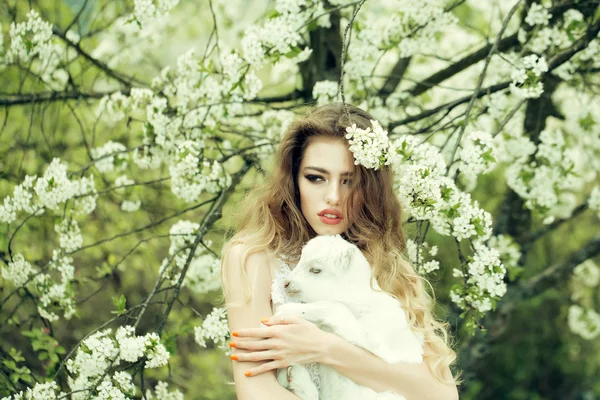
[345,119,391,170]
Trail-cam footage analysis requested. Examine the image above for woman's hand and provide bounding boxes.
[229,314,330,377]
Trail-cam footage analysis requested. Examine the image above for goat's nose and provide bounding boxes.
[283,280,290,289]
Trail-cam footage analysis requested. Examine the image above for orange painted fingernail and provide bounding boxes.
[229,342,236,348]
[232,331,239,337]
[244,371,252,377]
[230,354,238,360]
[260,318,269,323]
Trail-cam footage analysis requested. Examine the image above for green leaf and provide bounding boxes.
[111,294,127,315]
[481,149,496,163]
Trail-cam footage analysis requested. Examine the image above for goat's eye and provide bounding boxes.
[309,268,322,274]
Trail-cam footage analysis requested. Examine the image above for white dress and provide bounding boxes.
[270,255,322,391]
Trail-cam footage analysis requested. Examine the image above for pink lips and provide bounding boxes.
[319,215,342,225]
[318,208,343,225]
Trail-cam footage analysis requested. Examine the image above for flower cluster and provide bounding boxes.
[63,326,170,399]
[345,119,391,170]
[1,381,64,400]
[313,80,339,106]
[233,109,296,162]
[161,220,221,294]
[240,0,321,66]
[5,9,53,64]
[510,54,548,99]
[384,134,505,314]
[506,127,580,218]
[0,159,97,223]
[568,259,600,340]
[454,130,497,190]
[54,219,83,253]
[91,141,130,173]
[568,305,600,340]
[1,254,35,288]
[488,234,522,280]
[194,307,230,352]
[169,141,231,203]
[0,158,102,321]
[405,239,440,274]
[339,0,456,102]
[525,3,551,27]
[145,381,184,400]
[573,259,600,288]
[132,0,180,27]
[121,200,142,212]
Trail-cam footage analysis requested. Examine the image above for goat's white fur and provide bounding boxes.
[275,234,423,400]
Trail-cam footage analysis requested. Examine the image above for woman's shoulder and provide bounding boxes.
[222,234,280,274]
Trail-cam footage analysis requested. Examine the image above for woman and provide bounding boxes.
[221,103,460,400]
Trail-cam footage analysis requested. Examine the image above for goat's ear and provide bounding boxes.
[340,246,356,269]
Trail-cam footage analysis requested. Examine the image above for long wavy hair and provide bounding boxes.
[221,103,458,385]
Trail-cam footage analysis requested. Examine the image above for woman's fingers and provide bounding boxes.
[230,338,280,351]
[230,349,279,363]
[242,360,283,377]
[232,326,279,338]
[261,314,305,326]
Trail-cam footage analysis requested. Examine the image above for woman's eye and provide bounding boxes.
[305,175,352,186]
[309,268,322,274]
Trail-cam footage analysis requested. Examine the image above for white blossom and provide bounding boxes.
[121,200,142,212]
[525,3,551,26]
[194,307,230,351]
[2,381,63,400]
[510,55,548,99]
[169,141,231,202]
[34,158,77,210]
[1,254,34,288]
[144,333,170,368]
[132,0,180,27]
[91,141,129,173]
[345,120,391,170]
[0,175,38,223]
[406,239,440,274]
[568,305,600,340]
[573,259,600,288]
[145,381,184,400]
[115,175,135,188]
[488,235,521,271]
[6,10,53,64]
[313,80,339,105]
[455,130,497,183]
[54,219,83,252]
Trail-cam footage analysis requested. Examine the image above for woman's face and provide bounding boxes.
[297,137,355,236]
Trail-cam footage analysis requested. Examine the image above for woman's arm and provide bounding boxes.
[321,332,459,400]
[223,243,301,400]
[235,314,458,400]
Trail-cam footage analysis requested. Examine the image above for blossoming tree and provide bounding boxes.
[0,0,599,398]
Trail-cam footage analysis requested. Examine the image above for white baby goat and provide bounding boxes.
[275,234,423,400]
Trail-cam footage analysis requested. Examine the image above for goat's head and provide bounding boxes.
[283,235,373,303]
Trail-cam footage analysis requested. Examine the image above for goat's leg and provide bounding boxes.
[286,365,319,400]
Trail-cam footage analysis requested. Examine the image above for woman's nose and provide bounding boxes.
[325,182,341,205]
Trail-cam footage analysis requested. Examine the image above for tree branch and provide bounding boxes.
[52,26,147,88]
[408,33,519,98]
[0,90,121,107]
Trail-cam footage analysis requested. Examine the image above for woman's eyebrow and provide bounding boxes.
[304,166,354,176]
